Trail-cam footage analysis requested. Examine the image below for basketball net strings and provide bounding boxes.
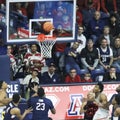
[38,40,56,58]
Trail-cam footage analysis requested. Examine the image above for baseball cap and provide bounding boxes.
[48,62,56,67]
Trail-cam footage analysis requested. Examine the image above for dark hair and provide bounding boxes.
[37,87,45,98]
[87,39,94,43]
[97,82,104,92]
[115,94,120,105]
[12,93,20,103]
[0,81,3,89]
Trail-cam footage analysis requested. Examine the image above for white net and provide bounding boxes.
[38,40,56,58]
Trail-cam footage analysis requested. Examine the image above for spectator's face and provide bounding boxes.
[114,38,120,47]
[70,69,77,78]
[94,11,101,20]
[72,42,79,49]
[49,66,56,73]
[78,27,84,35]
[84,74,91,80]
[103,27,110,35]
[87,40,93,49]
[32,71,38,77]
[7,46,12,54]
[110,16,116,23]
[101,39,108,48]
[31,45,37,53]
[109,67,116,74]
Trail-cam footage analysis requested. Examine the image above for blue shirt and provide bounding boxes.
[4,102,18,120]
[28,96,54,120]
[64,47,78,64]
[99,46,111,64]
[41,72,61,84]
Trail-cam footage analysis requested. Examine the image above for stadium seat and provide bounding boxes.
[0,55,11,83]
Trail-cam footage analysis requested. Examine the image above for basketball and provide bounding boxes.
[43,22,54,32]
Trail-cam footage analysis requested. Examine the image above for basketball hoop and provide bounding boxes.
[37,34,56,58]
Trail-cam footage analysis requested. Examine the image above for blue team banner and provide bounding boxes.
[6,80,20,98]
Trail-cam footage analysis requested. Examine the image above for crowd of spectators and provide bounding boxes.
[0,0,120,89]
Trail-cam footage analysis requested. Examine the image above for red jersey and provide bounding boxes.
[55,43,67,52]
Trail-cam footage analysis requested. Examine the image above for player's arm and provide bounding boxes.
[10,107,32,120]
[49,100,56,114]
[51,108,56,114]
[80,101,87,114]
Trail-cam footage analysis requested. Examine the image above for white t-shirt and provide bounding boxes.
[71,34,86,53]
[23,74,39,85]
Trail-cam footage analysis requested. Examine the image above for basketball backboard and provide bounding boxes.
[6,0,76,43]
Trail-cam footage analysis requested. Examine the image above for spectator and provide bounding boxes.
[22,68,40,98]
[76,5,83,26]
[80,39,99,75]
[86,11,106,45]
[7,45,17,79]
[64,42,81,75]
[97,38,113,72]
[108,13,120,37]
[82,3,96,28]
[28,87,56,120]
[62,15,71,31]
[77,0,85,11]
[81,72,93,83]
[103,66,120,82]
[65,68,82,83]
[71,25,86,53]
[100,0,117,16]
[41,62,61,84]
[98,26,114,47]
[112,36,120,71]
[54,42,67,72]
[85,0,100,11]
[22,68,40,86]
[24,43,45,79]
[4,93,32,120]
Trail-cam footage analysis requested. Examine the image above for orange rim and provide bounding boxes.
[37,34,45,42]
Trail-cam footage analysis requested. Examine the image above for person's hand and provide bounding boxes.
[88,66,95,71]
[95,26,99,29]
[25,107,33,114]
[104,65,108,70]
